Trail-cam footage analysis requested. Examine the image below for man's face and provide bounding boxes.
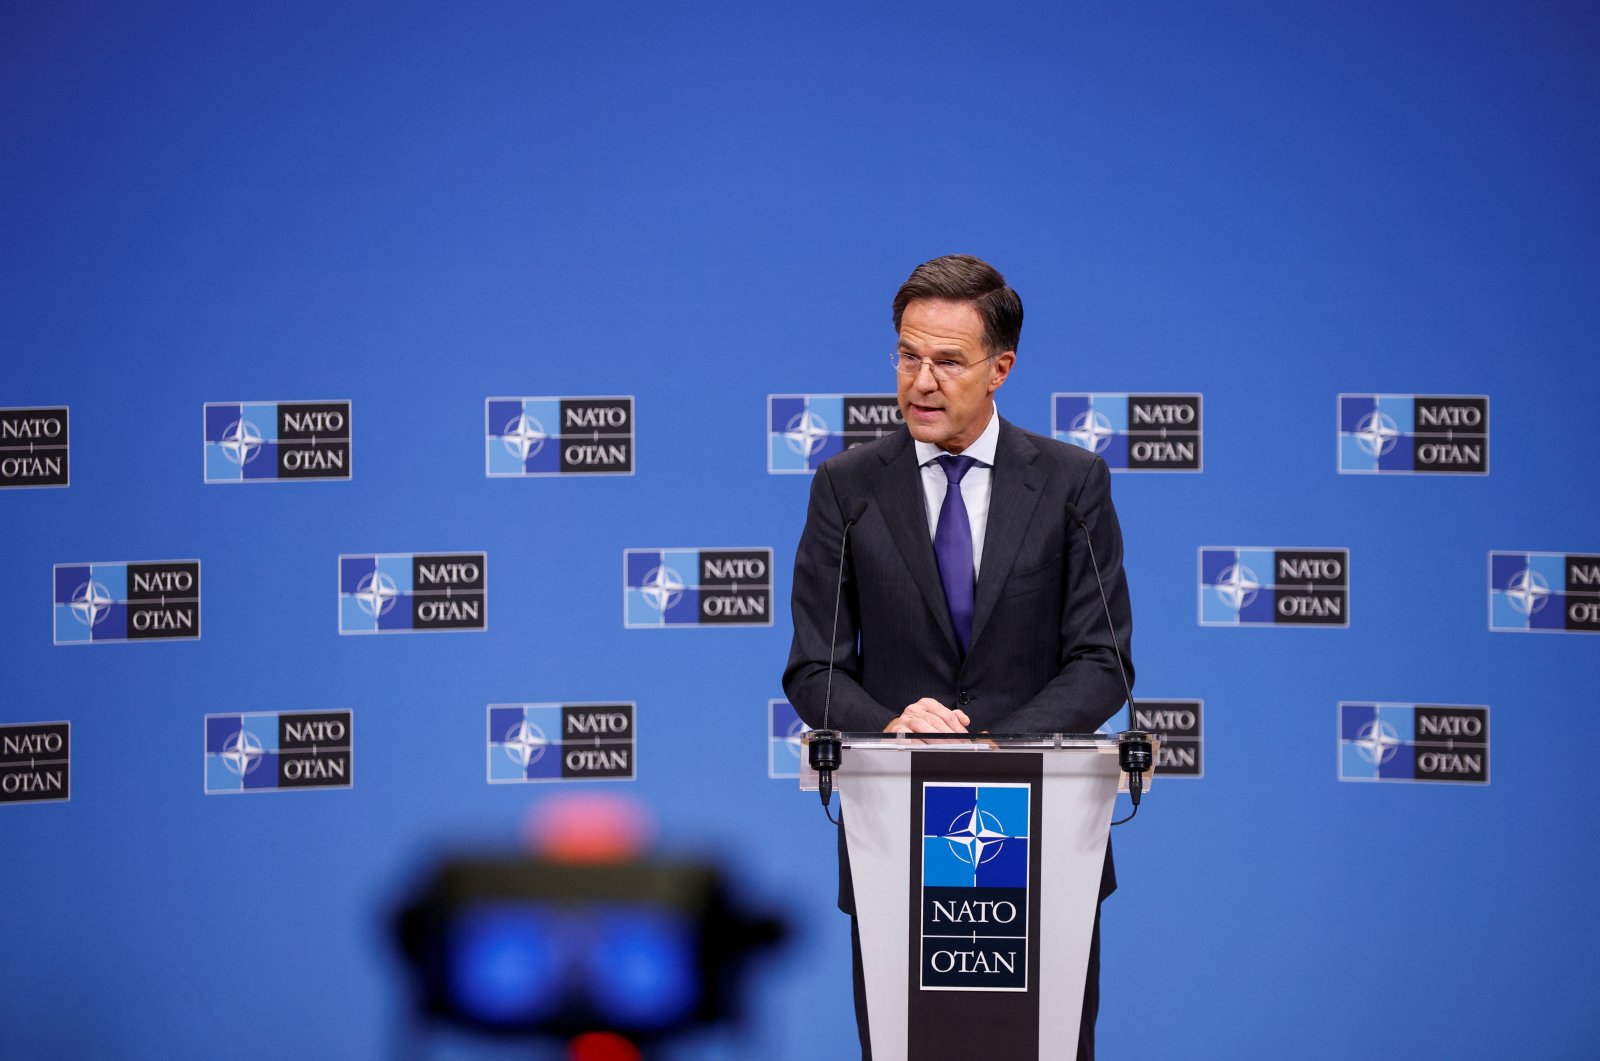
[896,299,1014,453]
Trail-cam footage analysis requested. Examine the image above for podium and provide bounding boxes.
[800,732,1147,1061]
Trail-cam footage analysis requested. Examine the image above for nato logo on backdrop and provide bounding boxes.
[53,560,201,644]
[1131,700,1204,778]
[768,394,903,473]
[203,400,352,482]
[624,548,773,627]
[205,710,353,793]
[1489,551,1600,633]
[339,552,487,634]
[920,782,1031,990]
[1199,547,1349,627]
[1337,394,1488,474]
[0,407,69,488]
[487,703,636,783]
[768,699,810,779]
[1,722,70,804]
[1052,393,1202,471]
[1338,703,1489,784]
[485,396,635,476]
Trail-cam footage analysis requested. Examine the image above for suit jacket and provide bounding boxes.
[782,416,1134,911]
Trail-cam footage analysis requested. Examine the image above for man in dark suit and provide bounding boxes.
[783,254,1134,1060]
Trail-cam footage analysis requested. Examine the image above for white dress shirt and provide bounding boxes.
[913,404,1000,579]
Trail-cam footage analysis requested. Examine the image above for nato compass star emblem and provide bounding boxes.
[1504,567,1551,615]
[354,571,400,617]
[220,418,266,466]
[222,729,266,776]
[1353,719,1402,766]
[639,564,685,612]
[1353,410,1401,457]
[69,580,114,627]
[501,414,548,462]
[783,411,830,459]
[1213,563,1261,611]
[943,805,1010,867]
[502,720,548,767]
[1067,409,1116,454]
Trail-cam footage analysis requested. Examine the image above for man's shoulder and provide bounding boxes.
[1000,419,1105,473]
[816,427,909,480]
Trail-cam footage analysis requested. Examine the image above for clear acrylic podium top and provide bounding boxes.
[797,731,1157,793]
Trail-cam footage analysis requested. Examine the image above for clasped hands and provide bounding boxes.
[883,697,971,736]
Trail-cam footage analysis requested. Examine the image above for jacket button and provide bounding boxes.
[957,691,971,706]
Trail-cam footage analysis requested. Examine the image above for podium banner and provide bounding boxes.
[909,751,1044,1057]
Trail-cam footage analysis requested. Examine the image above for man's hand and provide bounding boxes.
[883,697,971,734]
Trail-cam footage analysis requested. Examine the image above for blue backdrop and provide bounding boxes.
[3,2,1597,1057]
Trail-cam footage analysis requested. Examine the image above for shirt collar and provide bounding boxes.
[915,402,1000,468]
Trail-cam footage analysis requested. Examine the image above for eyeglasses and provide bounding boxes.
[890,351,996,382]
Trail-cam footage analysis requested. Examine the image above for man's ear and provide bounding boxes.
[988,351,1016,395]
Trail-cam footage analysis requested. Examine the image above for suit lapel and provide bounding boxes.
[872,429,960,653]
[970,420,1046,651]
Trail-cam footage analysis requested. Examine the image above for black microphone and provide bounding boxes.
[1062,501,1149,824]
[810,498,869,822]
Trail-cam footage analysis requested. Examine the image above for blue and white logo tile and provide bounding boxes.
[1338,703,1488,784]
[204,710,353,793]
[203,400,351,482]
[624,548,772,627]
[338,552,487,634]
[1198,547,1349,627]
[1337,394,1488,475]
[487,703,636,782]
[1489,551,1600,634]
[768,394,902,473]
[486,396,634,476]
[53,560,201,644]
[1052,393,1202,471]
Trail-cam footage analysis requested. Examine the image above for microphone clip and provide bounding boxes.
[1117,729,1154,808]
[808,729,843,817]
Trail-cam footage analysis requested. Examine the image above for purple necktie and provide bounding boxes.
[933,454,978,651]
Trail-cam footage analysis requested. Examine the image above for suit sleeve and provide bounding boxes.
[782,463,896,733]
[991,455,1134,734]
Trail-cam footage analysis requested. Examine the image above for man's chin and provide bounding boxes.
[903,413,947,444]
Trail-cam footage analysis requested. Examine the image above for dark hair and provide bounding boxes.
[892,254,1023,354]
